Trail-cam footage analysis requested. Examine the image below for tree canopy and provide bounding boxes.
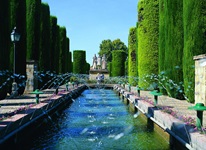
[98,38,127,62]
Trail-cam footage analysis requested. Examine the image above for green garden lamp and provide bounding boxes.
[188,103,206,130]
[30,89,44,104]
[66,83,69,91]
[150,90,162,106]
[136,86,142,97]
[128,83,131,92]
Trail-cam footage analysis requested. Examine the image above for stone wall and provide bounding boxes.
[194,54,206,105]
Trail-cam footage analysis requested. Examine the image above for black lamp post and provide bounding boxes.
[11,27,20,96]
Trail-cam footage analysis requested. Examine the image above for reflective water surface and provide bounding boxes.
[26,89,170,150]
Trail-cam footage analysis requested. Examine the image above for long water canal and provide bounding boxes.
[23,89,170,149]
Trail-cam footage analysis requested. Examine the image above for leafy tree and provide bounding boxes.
[98,39,127,62]
[112,39,127,53]
[98,39,113,62]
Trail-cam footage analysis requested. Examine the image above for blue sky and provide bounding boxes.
[42,0,138,65]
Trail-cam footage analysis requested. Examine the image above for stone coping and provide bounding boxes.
[114,85,206,150]
[0,85,86,145]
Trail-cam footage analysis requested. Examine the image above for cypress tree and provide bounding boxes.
[112,50,125,77]
[67,38,72,73]
[158,0,167,94]
[138,0,159,89]
[26,0,41,61]
[163,0,184,99]
[65,37,69,72]
[73,50,86,74]
[59,27,67,73]
[55,25,60,74]
[10,0,27,76]
[0,1,10,99]
[183,0,206,103]
[0,1,10,71]
[128,27,138,86]
[50,16,58,72]
[39,3,51,71]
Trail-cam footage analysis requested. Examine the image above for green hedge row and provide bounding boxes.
[137,0,159,89]
[128,27,138,86]
[111,50,125,77]
[73,50,86,74]
[39,3,51,71]
[183,0,206,102]
[160,0,184,99]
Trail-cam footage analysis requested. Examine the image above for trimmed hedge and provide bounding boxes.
[59,27,67,73]
[163,0,184,99]
[111,50,125,77]
[55,25,60,73]
[26,0,41,61]
[158,0,167,94]
[50,16,58,72]
[39,3,51,71]
[137,0,159,89]
[128,27,138,86]
[183,0,206,103]
[10,0,27,76]
[73,50,86,74]
[0,1,10,71]
[68,52,72,73]
[0,1,10,99]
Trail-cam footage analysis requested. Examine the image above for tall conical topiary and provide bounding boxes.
[50,16,58,72]
[0,1,10,99]
[26,0,41,61]
[59,27,67,73]
[39,3,51,71]
[137,0,159,89]
[163,0,184,99]
[128,27,138,86]
[158,0,167,94]
[55,25,60,74]
[111,50,125,77]
[10,0,27,76]
[73,50,86,74]
[183,0,206,103]
[0,1,10,71]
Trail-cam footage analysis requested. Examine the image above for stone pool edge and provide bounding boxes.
[113,85,206,150]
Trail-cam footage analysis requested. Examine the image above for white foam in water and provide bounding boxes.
[102,121,109,124]
[80,128,88,134]
[108,134,116,138]
[114,133,124,140]
[89,131,96,135]
[133,112,140,118]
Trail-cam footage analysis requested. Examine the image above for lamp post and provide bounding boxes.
[11,27,20,96]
